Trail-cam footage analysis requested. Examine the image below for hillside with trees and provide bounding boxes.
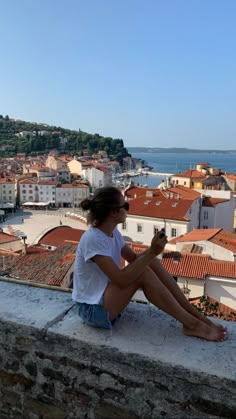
[0,115,130,163]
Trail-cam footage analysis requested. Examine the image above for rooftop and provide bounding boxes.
[128,196,192,221]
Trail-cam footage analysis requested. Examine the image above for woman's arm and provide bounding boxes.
[93,232,167,289]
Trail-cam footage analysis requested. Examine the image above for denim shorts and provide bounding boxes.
[77,297,121,330]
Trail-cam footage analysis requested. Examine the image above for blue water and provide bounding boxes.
[128,151,236,188]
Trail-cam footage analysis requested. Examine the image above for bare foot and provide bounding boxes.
[200,315,227,332]
[183,321,227,342]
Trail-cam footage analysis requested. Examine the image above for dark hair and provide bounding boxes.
[79,186,122,226]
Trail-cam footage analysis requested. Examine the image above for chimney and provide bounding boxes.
[21,235,27,255]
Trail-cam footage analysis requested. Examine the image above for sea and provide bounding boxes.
[128,151,236,188]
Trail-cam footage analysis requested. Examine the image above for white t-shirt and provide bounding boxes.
[72,227,125,304]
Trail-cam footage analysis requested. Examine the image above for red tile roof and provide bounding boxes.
[2,241,77,286]
[128,196,192,221]
[0,178,15,184]
[210,229,236,253]
[174,229,222,242]
[0,232,21,244]
[19,179,37,184]
[163,186,201,200]
[121,241,236,280]
[37,181,58,186]
[161,251,236,280]
[39,226,85,247]
[174,228,236,253]
[172,169,206,179]
[126,186,163,200]
[202,197,229,207]
[224,173,236,181]
[59,184,89,189]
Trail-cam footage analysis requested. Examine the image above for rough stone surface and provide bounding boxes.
[0,280,236,418]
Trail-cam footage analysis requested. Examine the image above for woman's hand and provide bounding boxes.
[150,230,168,256]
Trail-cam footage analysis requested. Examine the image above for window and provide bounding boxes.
[137,223,143,233]
[122,222,127,230]
[153,226,160,235]
[184,181,186,186]
[171,228,177,237]
[203,211,208,220]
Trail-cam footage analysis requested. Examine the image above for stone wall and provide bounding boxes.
[0,280,236,419]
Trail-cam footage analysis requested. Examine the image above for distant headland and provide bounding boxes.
[128,147,236,154]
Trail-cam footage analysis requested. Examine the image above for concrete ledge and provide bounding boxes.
[0,280,236,418]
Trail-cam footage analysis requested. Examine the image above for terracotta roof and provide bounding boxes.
[172,169,206,179]
[174,228,236,254]
[128,196,192,221]
[163,186,200,200]
[19,179,37,185]
[126,186,163,200]
[161,251,236,280]
[121,242,236,280]
[95,165,110,173]
[57,156,73,162]
[29,165,48,171]
[202,197,229,207]
[0,232,21,244]
[39,226,85,247]
[37,181,58,186]
[224,173,236,181]
[196,162,210,166]
[59,184,89,189]
[1,241,77,286]
[0,178,15,184]
[174,229,222,242]
[210,229,236,253]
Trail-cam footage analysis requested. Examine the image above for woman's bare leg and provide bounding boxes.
[103,269,226,341]
[148,262,226,331]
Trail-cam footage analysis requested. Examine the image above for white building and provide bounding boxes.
[198,190,234,231]
[55,184,89,208]
[0,178,17,209]
[18,180,58,205]
[82,166,112,191]
[118,194,200,245]
[37,181,58,205]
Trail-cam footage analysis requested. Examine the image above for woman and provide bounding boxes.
[72,186,227,341]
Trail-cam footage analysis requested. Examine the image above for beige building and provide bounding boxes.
[171,169,206,189]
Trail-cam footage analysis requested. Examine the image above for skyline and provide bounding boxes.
[1,0,236,149]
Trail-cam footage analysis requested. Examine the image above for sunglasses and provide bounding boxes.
[116,202,129,211]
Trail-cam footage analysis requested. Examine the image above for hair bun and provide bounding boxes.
[79,198,92,211]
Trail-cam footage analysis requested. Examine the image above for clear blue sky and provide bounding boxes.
[1,0,236,149]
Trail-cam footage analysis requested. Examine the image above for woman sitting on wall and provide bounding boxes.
[72,186,227,341]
